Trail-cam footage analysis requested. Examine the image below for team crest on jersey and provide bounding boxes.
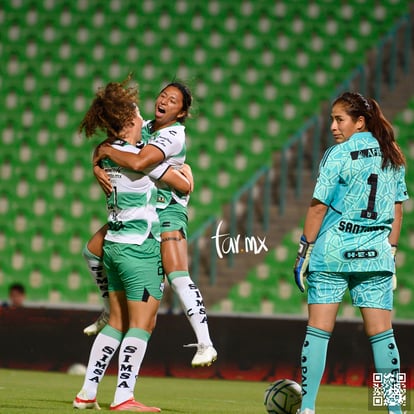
[157,195,166,203]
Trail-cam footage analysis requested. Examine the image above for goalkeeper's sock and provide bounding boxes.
[168,272,213,346]
[300,326,331,411]
[113,328,150,405]
[369,329,403,414]
[83,244,110,313]
[79,325,123,400]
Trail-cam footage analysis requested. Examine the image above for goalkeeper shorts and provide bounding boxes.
[307,271,393,310]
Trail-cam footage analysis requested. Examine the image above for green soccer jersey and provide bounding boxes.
[142,120,189,210]
[310,132,409,273]
[102,139,160,245]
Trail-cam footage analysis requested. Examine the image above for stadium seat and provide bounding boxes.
[228,282,261,313]
[25,263,51,301]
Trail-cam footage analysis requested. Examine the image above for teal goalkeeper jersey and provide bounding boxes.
[102,139,160,245]
[310,132,409,273]
[141,120,189,209]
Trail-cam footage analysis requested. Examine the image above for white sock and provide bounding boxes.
[113,328,150,405]
[168,273,213,346]
[83,245,110,313]
[79,325,123,400]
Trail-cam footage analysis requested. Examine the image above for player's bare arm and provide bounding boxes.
[303,198,328,242]
[161,165,192,194]
[94,142,165,171]
[389,201,403,246]
[93,164,112,196]
[92,158,192,196]
[178,164,194,192]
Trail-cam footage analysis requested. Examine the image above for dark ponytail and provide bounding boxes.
[366,98,405,169]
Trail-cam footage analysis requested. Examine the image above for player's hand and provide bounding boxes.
[293,235,314,292]
[179,164,194,193]
[93,143,112,165]
[93,165,112,196]
[391,244,397,290]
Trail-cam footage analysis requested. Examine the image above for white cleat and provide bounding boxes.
[73,390,101,410]
[184,343,217,367]
[296,409,315,414]
[83,310,109,336]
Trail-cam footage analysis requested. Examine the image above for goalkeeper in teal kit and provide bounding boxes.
[293,92,408,414]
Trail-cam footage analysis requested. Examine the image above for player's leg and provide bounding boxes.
[162,231,212,343]
[74,243,128,409]
[298,303,337,413]
[110,244,162,412]
[358,274,403,414]
[111,298,161,412]
[83,224,109,336]
[162,231,217,367]
[73,290,127,409]
[159,205,217,367]
[298,271,345,413]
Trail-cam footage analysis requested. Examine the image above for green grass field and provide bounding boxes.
[0,368,412,413]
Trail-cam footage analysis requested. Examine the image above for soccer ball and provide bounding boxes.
[67,363,87,376]
[264,379,302,414]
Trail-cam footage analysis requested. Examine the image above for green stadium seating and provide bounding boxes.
[0,0,411,304]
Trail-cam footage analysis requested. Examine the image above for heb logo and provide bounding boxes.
[343,249,378,259]
[211,220,268,259]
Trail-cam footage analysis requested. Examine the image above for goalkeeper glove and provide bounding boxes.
[391,244,397,291]
[293,235,314,292]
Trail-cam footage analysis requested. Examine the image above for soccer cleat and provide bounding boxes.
[73,390,101,410]
[296,409,315,414]
[184,343,218,367]
[110,398,161,412]
[83,310,109,336]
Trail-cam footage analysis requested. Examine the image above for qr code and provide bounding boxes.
[372,372,407,408]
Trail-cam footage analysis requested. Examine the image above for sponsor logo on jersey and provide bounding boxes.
[343,250,378,259]
[338,220,386,234]
[350,147,381,160]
